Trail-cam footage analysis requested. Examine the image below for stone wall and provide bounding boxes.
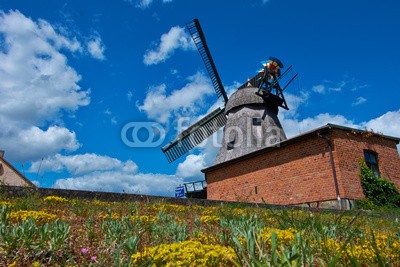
[0,185,336,211]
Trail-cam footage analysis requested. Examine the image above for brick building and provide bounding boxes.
[202,124,400,209]
[0,150,36,188]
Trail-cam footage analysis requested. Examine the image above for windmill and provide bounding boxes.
[161,18,297,164]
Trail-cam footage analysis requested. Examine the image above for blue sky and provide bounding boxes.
[1,0,399,196]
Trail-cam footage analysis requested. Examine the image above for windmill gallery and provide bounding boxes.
[161,19,400,210]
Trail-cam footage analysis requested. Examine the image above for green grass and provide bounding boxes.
[1,193,400,266]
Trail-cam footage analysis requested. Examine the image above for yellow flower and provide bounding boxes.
[8,210,57,223]
[192,231,217,244]
[99,212,120,220]
[131,241,238,267]
[43,196,69,203]
[0,201,12,206]
[261,228,297,246]
[200,215,220,224]
[131,215,159,223]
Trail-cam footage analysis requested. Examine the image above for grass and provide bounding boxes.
[0,193,400,266]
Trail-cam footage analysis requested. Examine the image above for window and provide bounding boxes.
[364,150,380,177]
[252,117,262,126]
[227,140,235,150]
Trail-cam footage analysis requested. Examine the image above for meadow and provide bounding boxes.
[0,193,399,266]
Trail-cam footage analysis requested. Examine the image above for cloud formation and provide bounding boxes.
[0,10,92,162]
[30,153,137,176]
[87,36,106,60]
[1,126,80,162]
[36,153,182,196]
[362,110,400,137]
[143,26,195,65]
[135,0,173,9]
[352,96,367,106]
[312,79,358,94]
[138,72,213,123]
[176,154,207,179]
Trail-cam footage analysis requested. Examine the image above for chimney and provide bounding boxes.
[0,150,4,158]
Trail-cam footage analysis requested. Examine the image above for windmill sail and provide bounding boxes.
[186,19,228,104]
[162,108,227,163]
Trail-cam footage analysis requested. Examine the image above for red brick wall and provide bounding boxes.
[206,135,337,205]
[333,130,400,199]
[205,129,400,205]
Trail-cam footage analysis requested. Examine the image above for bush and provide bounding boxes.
[359,161,400,207]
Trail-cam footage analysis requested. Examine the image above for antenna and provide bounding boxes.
[35,157,44,180]
[21,164,25,177]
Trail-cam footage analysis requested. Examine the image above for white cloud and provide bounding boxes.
[111,117,118,125]
[361,110,400,137]
[54,171,182,196]
[127,90,133,101]
[46,153,182,196]
[87,36,106,60]
[143,26,195,65]
[312,79,366,95]
[136,0,154,9]
[0,10,90,162]
[30,153,137,176]
[0,125,80,162]
[352,96,367,106]
[104,108,112,115]
[134,0,173,9]
[312,84,325,94]
[138,72,213,123]
[176,154,207,179]
[280,113,358,139]
[0,10,82,54]
[329,80,346,92]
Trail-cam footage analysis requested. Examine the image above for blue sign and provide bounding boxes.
[175,186,185,198]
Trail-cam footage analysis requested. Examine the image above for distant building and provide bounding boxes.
[202,124,400,209]
[0,150,36,187]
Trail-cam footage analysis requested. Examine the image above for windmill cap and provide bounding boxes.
[269,57,284,68]
[225,87,274,114]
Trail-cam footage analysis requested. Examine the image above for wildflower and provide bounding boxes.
[91,256,98,262]
[200,215,220,224]
[131,241,238,266]
[99,212,119,220]
[8,210,57,223]
[44,196,69,203]
[131,215,158,223]
[261,228,297,246]
[81,248,89,254]
[0,201,12,206]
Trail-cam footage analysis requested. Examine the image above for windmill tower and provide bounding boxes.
[161,19,297,165]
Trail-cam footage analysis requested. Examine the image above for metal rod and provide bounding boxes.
[318,133,342,210]
[282,73,298,91]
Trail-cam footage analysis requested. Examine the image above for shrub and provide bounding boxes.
[359,161,400,207]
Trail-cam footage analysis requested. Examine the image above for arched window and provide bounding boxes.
[364,150,380,178]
